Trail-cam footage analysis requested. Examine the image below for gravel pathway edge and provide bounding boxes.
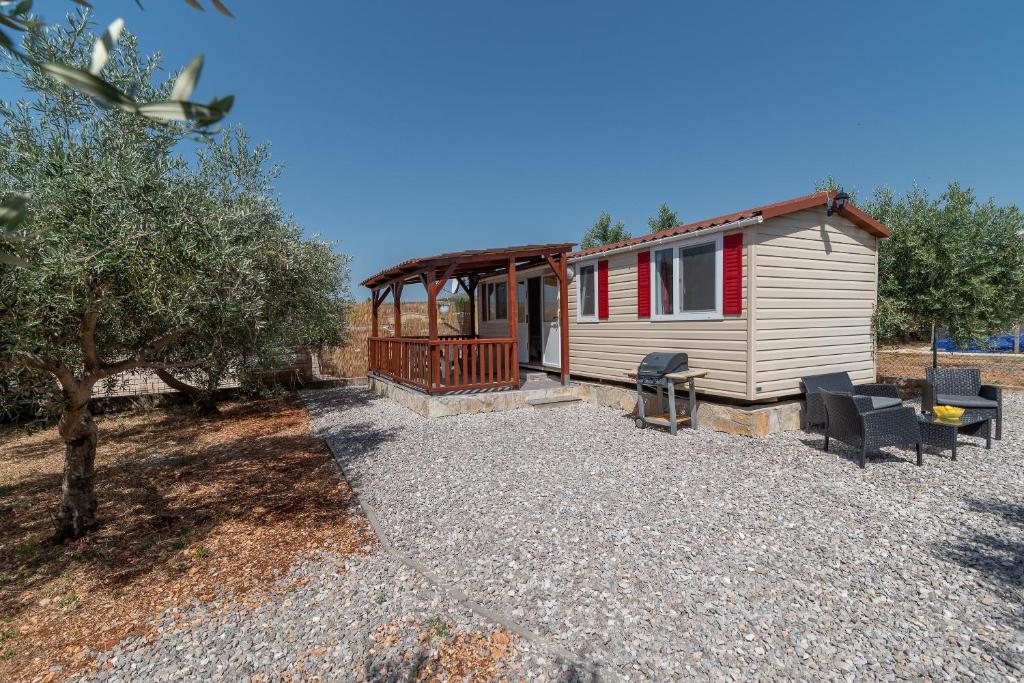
[312,398,602,679]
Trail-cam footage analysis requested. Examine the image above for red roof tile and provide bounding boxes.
[572,191,890,258]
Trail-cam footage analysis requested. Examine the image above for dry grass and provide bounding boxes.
[0,397,375,682]
[878,348,1024,388]
[319,300,469,378]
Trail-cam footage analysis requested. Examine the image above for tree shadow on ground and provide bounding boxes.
[935,497,1024,673]
[0,399,381,624]
[302,386,377,419]
[941,497,1024,592]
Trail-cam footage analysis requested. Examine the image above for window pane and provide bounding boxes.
[487,283,496,321]
[654,249,674,315]
[580,265,595,317]
[496,282,508,320]
[680,242,716,311]
[543,276,558,322]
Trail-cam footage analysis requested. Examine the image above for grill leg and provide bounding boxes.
[636,382,647,423]
[668,381,678,436]
[688,378,698,430]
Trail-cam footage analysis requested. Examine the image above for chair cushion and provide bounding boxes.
[936,394,999,409]
[869,396,903,411]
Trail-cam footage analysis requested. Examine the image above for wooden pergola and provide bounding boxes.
[361,243,575,394]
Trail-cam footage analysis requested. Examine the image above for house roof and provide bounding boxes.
[572,191,890,258]
[361,242,576,289]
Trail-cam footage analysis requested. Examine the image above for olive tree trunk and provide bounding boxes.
[56,401,98,540]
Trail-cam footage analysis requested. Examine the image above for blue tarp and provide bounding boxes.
[936,334,1024,353]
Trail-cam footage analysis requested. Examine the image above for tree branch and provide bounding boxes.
[13,352,78,394]
[79,284,109,373]
[91,326,192,381]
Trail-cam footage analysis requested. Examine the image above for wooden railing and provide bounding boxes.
[368,337,517,393]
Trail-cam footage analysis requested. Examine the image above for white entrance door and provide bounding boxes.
[541,275,560,367]
[517,280,529,364]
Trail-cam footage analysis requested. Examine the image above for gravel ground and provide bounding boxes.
[82,548,568,682]
[303,388,1024,681]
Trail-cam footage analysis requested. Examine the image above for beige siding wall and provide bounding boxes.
[474,208,878,403]
[566,230,749,399]
[752,208,878,398]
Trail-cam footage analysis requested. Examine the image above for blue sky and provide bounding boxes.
[2,1,1022,295]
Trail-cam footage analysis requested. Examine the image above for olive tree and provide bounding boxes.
[153,128,349,414]
[863,183,1024,350]
[0,18,349,539]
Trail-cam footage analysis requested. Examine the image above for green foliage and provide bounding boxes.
[0,0,234,64]
[0,4,235,242]
[0,16,348,412]
[813,175,859,204]
[581,212,631,250]
[862,183,1024,345]
[647,203,679,233]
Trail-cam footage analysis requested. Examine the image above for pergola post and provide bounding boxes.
[465,276,477,337]
[507,256,519,387]
[393,282,404,338]
[371,289,380,338]
[558,254,570,385]
[424,269,439,392]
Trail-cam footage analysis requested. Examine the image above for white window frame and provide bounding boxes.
[649,233,724,321]
[482,281,508,323]
[575,260,600,323]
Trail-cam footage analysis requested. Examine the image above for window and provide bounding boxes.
[654,248,673,316]
[680,242,716,312]
[576,262,597,321]
[482,281,507,322]
[649,235,723,320]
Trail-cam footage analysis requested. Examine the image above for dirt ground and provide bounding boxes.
[878,347,1024,388]
[0,397,375,682]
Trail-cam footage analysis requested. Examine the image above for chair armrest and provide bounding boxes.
[854,383,901,399]
[851,395,875,414]
[980,384,1002,403]
[922,381,936,412]
[862,406,921,447]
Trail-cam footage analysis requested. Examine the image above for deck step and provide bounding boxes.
[527,395,582,409]
[524,372,553,382]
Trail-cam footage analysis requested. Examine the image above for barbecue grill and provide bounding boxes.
[633,351,701,434]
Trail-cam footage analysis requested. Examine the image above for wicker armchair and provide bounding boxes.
[820,390,922,468]
[923,368,1002,440]
[801,372,903,429]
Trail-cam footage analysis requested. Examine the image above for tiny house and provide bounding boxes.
[477,191,890,402]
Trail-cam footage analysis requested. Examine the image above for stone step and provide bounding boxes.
[527,395,582,410]
[524,372,554,382]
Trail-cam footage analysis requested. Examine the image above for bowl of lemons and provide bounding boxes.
[933,405,965,421]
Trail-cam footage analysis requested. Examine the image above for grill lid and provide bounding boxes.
[637,352,689,377]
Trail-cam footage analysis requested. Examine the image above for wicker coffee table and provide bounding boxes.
[917,410,992,461]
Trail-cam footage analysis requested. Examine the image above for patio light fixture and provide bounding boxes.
[438,301,451,315]
[827,189,850,216]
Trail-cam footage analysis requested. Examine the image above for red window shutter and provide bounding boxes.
[636,251,650,318]
[598,259,610,320]
[723,233,743,315]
